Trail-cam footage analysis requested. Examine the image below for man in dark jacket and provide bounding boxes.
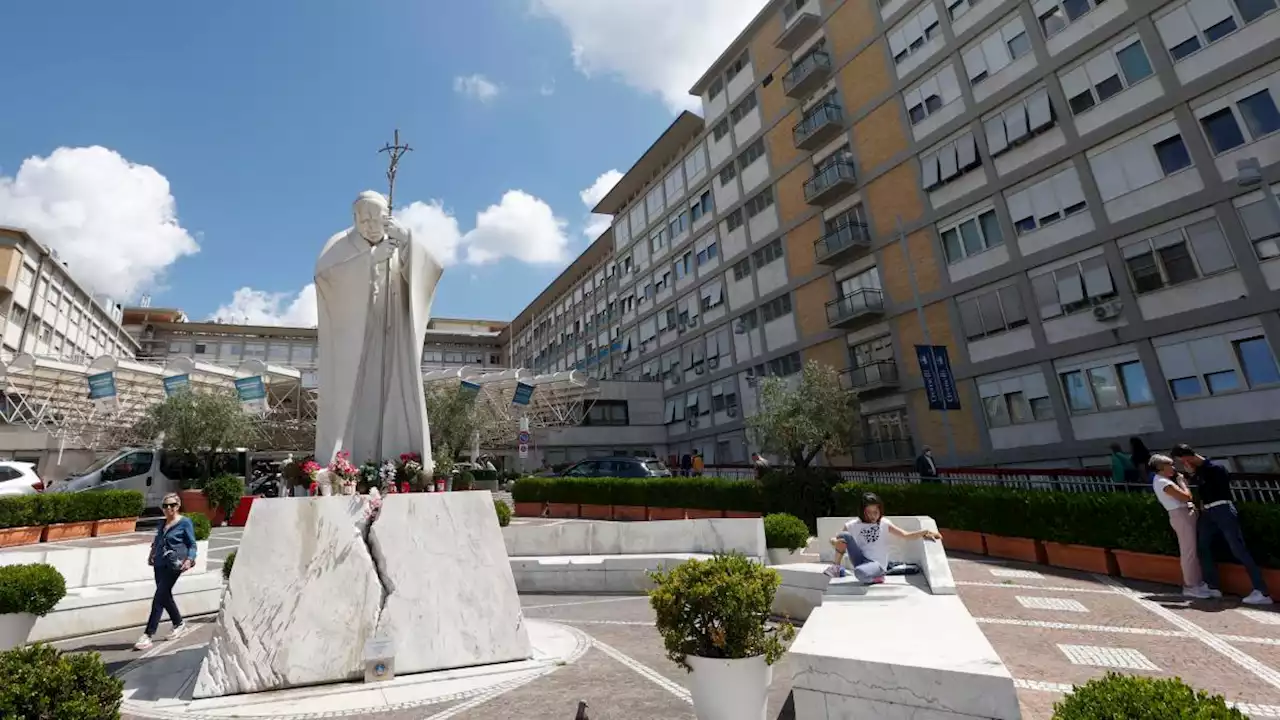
[915,447,940,483]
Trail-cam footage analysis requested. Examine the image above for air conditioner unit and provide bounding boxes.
[727,406,738,418]
[1092,300,1124,321]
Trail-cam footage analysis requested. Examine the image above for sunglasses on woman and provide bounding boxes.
[162,503,179,509]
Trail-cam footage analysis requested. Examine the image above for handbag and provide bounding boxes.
[161,546,185,572]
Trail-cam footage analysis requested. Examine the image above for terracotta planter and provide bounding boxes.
[229,496,255,527]
[983,535,1046,564]
[579,504,613,520]
[1212,564,1280,597]
[939,529,985,555]
[612,505,647,522]
[41,521,95,542]
[648,506,686,521]
[514,501,544,517]
[0,526,43,548]
[179,490,210,516]
[724,510,762,518]
[92,517,138,537]
[545,502,579,519]
[1112,549,1184,587]
[684,509,725,519]
[1044,542,1117,575]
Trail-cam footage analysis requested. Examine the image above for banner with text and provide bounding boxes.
[235,376,267,413]
[460,380,481,402]
[87,371,118,413]
[511,381,535,407]
[914,345,962,411]
[163,374,191,397]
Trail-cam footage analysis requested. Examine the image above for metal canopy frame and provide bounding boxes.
[423,367,601,448]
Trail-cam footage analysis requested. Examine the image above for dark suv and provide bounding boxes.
[560,457,672,478]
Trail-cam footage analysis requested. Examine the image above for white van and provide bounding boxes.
[55,447,249,510]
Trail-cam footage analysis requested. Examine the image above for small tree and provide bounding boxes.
[424,383,504,476]
[746,360,859,469]
[134,390,257,482]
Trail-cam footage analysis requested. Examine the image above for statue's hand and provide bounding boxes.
[383,217,409,247]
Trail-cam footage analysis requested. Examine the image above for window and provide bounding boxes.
[1121,218,1235,293]
[656,269,672,292]
[628,204,646,239]
[1158,332,1280,398]
[1236,193,1280,259]
[674,252,692,280]
[645,186,664,220]
[738,308,759,331]
[982,379,1055,427]
[752,238,784,269]
[1059,360,1153,413]
[761,293,793,322]
[697,236,719,266]
[708,77,724,100]
[649,228,667,254]
[712,378,739,412]
[726,52,749,81]
[904,64,962,125]
[732,258,752,281]
[986,86,1055,157]
[1156,0,1278,63]
[744,187,775,218]
[664,168,685,202]
[888,2,941,64]
[700,282,725,311]
[1154,135,1192,175]
[1197,88,1280,157]
[940,208,1004,263]
[948,0,974,20]
[664,398,688,425]
[10,304,25,328]
[767,352,803,377]
[1201,107,1246,153]
[958,285,1028,340]
[684,145,708,181]
[1235,336,1280,386]
[17,265,33,286]
[712,119,731,141]
[730,91,758,124]
[667,209,689,238]
[725,208,745,233]
[738,139,766,169]
[1031,255,1116,319]
[689,188,713,222]
[1060,37,1155,115]
[1006,166,1089,235]
[719,162,737,186]
[920,132,981,190]
[1038,0,1106,37]
[961,15,1032,86]
[1090,124,1195,202]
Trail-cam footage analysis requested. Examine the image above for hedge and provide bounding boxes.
[512,476,760,512]
[0,643,123,720]
[0,491,145,530]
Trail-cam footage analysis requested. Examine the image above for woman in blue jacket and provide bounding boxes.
[134,492,198,651]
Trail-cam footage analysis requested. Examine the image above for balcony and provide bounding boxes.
[840,360,900,394]
[825,288,884,329]
[852,438,916,465]
[776,1,822,51]
[813,220,871,265]
[793,103,845,151]
[783,50,832,99]
[803,160,857,206]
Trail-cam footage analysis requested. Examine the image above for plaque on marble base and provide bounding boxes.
[364,636,396,683]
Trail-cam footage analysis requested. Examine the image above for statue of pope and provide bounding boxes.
[314,191,443,470]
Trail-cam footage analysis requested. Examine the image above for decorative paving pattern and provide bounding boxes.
[976,617,1186,637]
[1241,608,1280,626]
[990,568,1045,580]
[1057,644,1161,671]
[1016,596,1089,612]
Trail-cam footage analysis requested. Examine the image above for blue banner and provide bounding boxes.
[460,380,481,401]
[915,345,961,411]
[87,371,118,413]
[511,381,535,407]
[235,376,267,412]
[163,374,190,397]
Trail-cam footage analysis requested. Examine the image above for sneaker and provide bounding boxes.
[165,623,191,641]
[1243,590,1275,606]
[823,565,843,578]
[1182,585,1211,599]
[133,634,153,651]
[1202,585,1223,599]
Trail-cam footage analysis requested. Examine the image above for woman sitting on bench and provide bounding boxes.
[827,492,942,582]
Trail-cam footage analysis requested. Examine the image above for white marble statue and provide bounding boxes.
[315,191,443,468]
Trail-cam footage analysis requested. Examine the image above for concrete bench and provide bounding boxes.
[29,570,223,642]
[0,536,212,588]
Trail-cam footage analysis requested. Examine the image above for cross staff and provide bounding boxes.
[378,129,413,214]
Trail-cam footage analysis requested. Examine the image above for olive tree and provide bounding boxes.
[424,383,506,475]
[134,390,257,482]
[746,360,859,469]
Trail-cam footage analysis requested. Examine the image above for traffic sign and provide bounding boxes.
[518,443,529,459]
[517,430,531,445]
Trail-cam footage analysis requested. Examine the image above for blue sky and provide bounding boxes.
[0,1,766,325]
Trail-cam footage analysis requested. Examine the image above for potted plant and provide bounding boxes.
[328,452,361,496]
[1052,672,1245,719]
[203,475,245,527]
[0,643,123,717]
[0,563,66,650]
[39,493,95,542]
[91,490,144,537]
[0,496,44,548]
[493,499,512,527]
[454,470,476,492]
[763,513,810,565]
[510,477,547,517]
[649,554,795,720]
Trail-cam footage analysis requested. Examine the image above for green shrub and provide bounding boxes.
[611,478,649,507]
[511,477,549,503]
[648,554,795,671]
[455,470,475,491]
[33,493,69,525]
[93,490,145,521]
[0,563,67,616]
[222,551,236,581]
[758,468,843,530]
[203,475,244,515]
[764,513,810,551]
[0,495,36,529]
[494,499,512,527]
[0,643,123,719]
[188,512,212,541]
[63,493,101,523]
[1052,672,1245,719]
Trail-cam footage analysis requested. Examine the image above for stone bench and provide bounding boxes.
[29,570,223,642]
[503,518,765,594]
[0,536,212,588]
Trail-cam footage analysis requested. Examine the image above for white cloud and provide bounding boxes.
[534,0,769,112]
[0,146,200,298]
[211,284,317,327]
[452,74,500,103]
[539,80,556,96]
[579,169,622,239]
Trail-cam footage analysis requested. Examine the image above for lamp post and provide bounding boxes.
[1237,158,1280,234]
[733,319,759,460]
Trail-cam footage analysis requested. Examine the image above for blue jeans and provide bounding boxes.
[1199,503,1268,595]
[145,565,184,636]
[836,532,886,583]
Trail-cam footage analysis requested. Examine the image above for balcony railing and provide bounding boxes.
[793,103,844,150]
[777,1,822,51]
[804,160,857,205]
[840,360,900,393]
[813,220,871,265]
[825,288,885,328]
[783,50,833,98]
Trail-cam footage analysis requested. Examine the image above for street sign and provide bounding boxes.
[518,443,529,459]
[517,430,530,445]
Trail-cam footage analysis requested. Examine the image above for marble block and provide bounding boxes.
[502,518,765,558]
[194,494,530,699]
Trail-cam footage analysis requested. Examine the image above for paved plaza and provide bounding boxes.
[49,523,1280,719]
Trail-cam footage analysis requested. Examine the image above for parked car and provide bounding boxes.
[558,457,673,478]
[0,461,44,496]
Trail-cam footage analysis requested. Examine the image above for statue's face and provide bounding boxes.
[354,200,386,245]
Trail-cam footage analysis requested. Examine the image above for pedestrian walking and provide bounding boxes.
[135,492,198,650]
[1129,437,1152,481]
[1109,443,1137,486]
[1172,444,1273,605]
[691,450,704,477]
[679,452,693,477]
[1148,454,1210,599]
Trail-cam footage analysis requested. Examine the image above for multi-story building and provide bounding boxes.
[504,0,1280,471]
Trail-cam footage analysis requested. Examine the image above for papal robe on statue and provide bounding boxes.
[315,191,443,467]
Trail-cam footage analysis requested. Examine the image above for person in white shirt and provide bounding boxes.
[1150,453,1212,599]
[828,492,941,582]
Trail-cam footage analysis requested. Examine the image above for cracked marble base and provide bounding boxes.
[193,494,530,698]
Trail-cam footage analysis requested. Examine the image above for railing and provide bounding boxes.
[793,103,843,146]
[813,220,871,261]
[841,360,899,390]
[803,161,857,201]
[783,50,832,94]
[825,288,884,324]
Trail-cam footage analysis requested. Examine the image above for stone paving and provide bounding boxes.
[48,526,1280,719]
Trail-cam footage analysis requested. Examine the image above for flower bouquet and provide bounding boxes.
[300,459,324,495]
[396,453,426,492]
[329,451,361,496]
